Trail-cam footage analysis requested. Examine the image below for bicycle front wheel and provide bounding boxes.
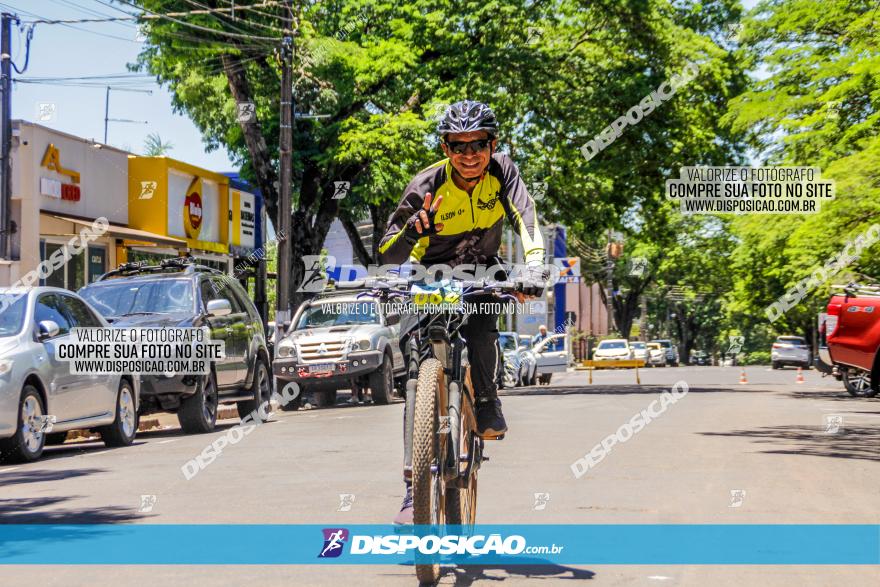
[412,357,446,584]
[446,390,479,529]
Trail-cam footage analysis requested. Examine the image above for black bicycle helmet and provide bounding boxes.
[437,100,498,138]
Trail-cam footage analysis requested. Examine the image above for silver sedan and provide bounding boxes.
[0,287,139,463]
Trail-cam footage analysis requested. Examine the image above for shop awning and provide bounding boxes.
[41,213,188,247]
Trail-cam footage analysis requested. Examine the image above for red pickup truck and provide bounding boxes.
[825,284,880,397]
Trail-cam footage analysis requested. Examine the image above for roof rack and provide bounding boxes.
[97,257,225,281]
[830,282,880,297]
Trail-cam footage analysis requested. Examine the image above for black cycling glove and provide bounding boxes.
[403,206,441,244]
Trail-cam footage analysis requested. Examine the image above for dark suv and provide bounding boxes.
[79,259,271,434]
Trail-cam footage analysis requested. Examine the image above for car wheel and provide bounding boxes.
[237,359,272,422]
[842,368,878,398]
[368,356,394,405]
[0,385,46,463]
[99,380,138,447]
[771,362,778,370]
[178,371,219,434]
[278,379,303,411]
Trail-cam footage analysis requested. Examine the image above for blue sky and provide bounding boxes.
[2,0,237,171]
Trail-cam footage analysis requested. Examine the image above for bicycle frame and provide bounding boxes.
[402,303,480,490]
[346,277,518,495]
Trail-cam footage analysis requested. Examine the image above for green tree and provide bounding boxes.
[723,0,880,343]
[131,0,745,313]
[143,132,174,156]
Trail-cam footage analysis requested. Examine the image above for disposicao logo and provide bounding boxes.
[318,528,349,558]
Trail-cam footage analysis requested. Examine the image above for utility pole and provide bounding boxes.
[104,86,110,144]
[605,228,614,335]
[0,13,12,260]
[275,1,293,344]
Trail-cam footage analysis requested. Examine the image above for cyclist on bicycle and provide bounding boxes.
[378,100,546,523]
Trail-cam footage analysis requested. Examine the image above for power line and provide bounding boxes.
[20,0,287,43]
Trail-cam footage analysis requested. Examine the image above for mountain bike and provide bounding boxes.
[353,276,520,583]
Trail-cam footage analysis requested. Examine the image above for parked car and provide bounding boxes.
[826,286,880,397]
[630,341,648,363]
[79,259,271,434]
[593,339,633,361]
[273,289,405,407]
[0,287,140,462]
[646,342,666,367]
[533,333,568,384]
[499,331,536,387]
[770,335,811,369]
[649,339,679,366]
[690,350,711,366]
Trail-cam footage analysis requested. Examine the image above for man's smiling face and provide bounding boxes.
[441,130,497,180]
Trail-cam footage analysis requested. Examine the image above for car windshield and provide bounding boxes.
[777,337,806,345]
[499,334,518,352]
[0,294,27,337]
[296,301,378,329]
[652,340,671,348]
[598,341,627,349]
[80,280,195,317]
[631,342,646,350]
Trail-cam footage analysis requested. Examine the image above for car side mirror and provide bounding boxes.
[38,320,60,340]
[206,299,232,317]
[385,313,400,326]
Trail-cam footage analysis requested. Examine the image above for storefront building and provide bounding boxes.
[1,121,185,289]
[127,156,232,271]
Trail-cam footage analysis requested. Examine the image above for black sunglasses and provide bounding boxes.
[444,139,492,155]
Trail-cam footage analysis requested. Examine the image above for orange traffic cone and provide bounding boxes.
[739,367,748,385]
[796,367,805,384]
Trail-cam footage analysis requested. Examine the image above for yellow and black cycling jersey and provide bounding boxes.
[378,152,544,267]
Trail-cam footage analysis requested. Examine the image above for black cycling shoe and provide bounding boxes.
[476,398,507,439]
[393,483,413,525]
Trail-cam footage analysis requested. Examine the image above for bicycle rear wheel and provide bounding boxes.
[412,358,445,584]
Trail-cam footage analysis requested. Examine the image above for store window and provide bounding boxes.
[127,249,177,267]
[39,241,85,291]
[88,246,107,283]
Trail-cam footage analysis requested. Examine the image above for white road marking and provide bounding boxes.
[0,466,21,472]
[157,439,178,444]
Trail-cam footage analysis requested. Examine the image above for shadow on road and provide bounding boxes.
[502,385,767,397]
[785,389,861,401]
[443,561,595,585]
[0,495,143,524]
[0,467,106,487]
[701,424,880,462]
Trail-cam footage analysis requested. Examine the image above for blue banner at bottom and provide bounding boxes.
[0,525,877,565]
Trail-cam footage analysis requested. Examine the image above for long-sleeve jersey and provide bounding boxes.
[378,152,544,267]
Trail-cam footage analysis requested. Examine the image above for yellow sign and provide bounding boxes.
[183,177,203,239]
[41,144,80,183]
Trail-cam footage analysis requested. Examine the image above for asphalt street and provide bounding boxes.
[1,365,879,586]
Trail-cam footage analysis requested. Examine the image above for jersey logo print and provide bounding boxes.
[476,194,498,210]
